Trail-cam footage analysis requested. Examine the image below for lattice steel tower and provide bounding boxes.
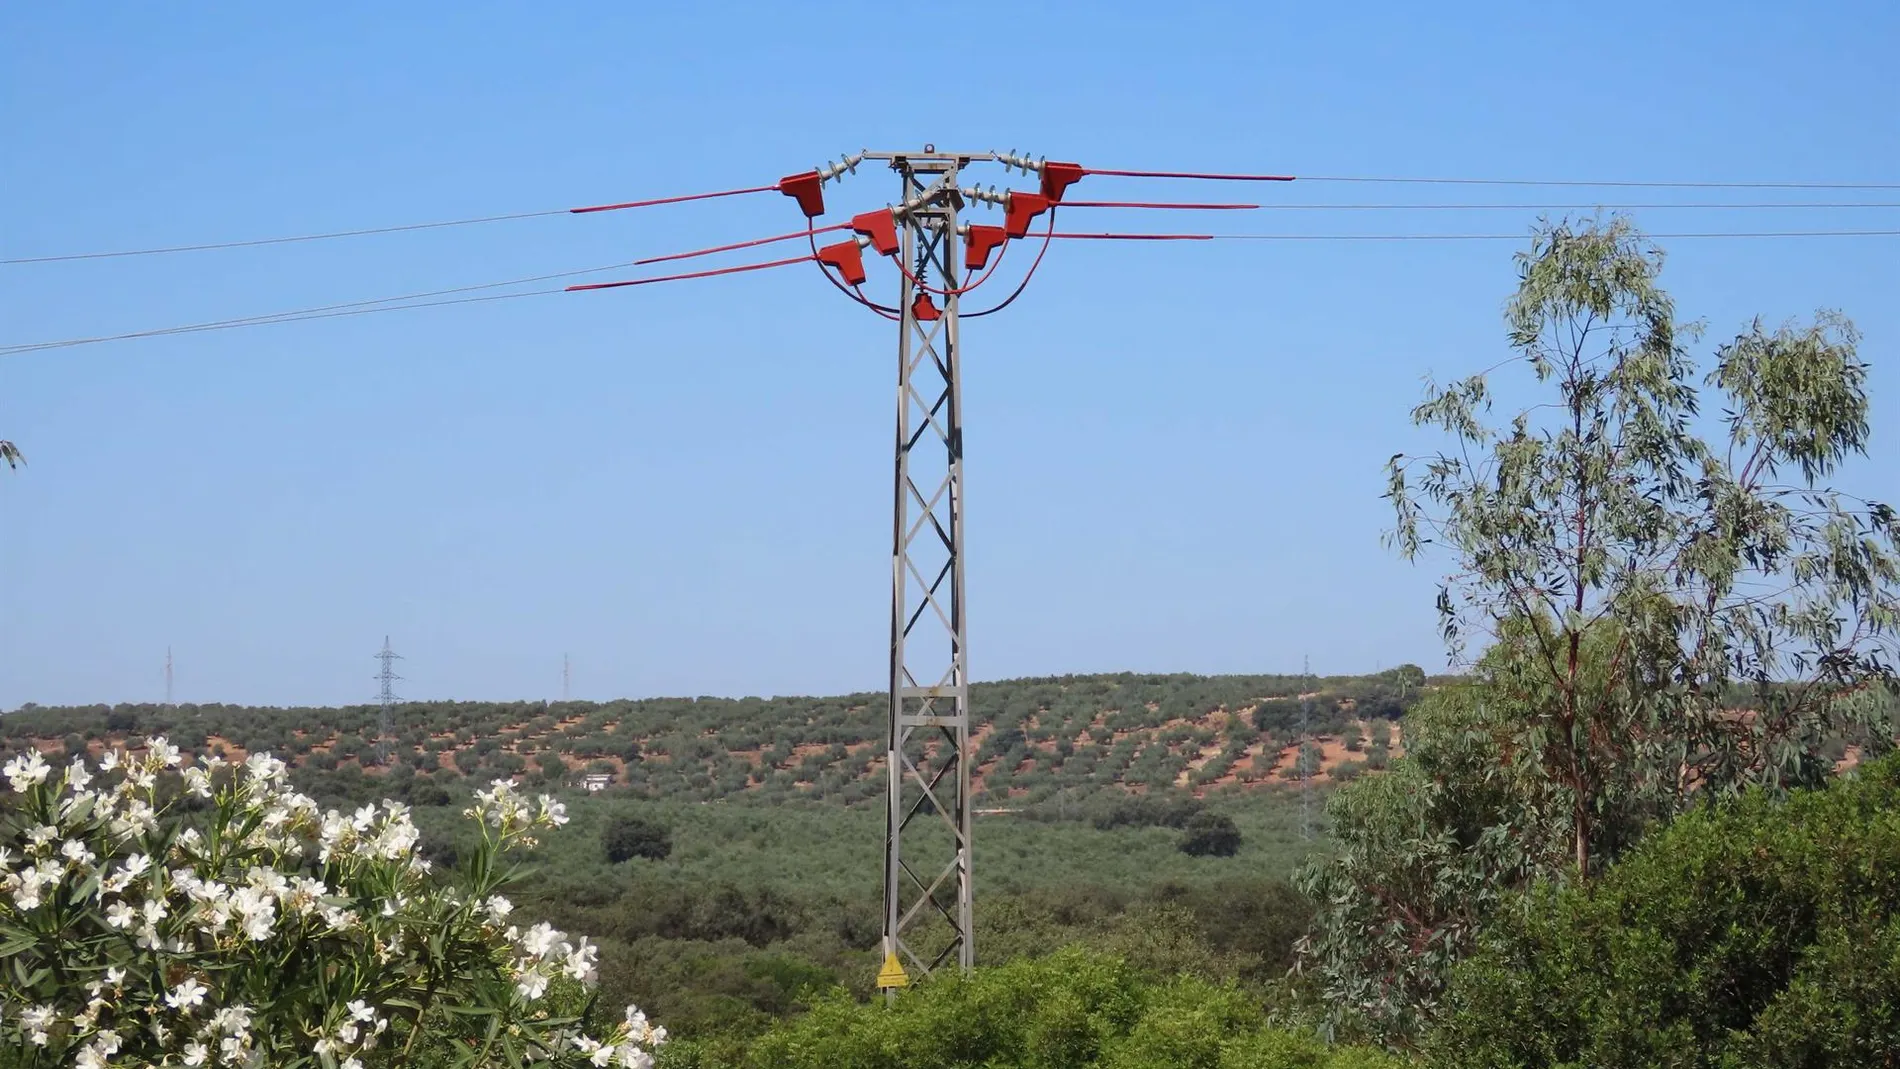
[374,636,403,766]
[879,149,974,984]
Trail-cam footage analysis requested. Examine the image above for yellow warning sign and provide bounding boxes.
[876,951,910,989]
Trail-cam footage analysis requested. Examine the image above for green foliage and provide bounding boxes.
[1306,217,1900,1049]
[0,744,661,1068]
[1429,752,1900,1068]
[1293,681,1569,1047]
[1387,216,1899,879]
[604,813,674,863]
[725,948,1403,1069]
[1178,811,1242,857]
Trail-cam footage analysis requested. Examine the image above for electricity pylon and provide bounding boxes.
[878,149,974,989]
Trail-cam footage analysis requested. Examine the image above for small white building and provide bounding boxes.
[581,773,613,793]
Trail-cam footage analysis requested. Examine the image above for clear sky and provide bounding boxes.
[2,2,1896,709]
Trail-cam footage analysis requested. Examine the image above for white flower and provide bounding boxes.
[182,766,214,798]
[342,1059,364,1069]
[105,853,152,894]
[148,736,182,767]
[60,839,97,867]
[243,752,286,784]
[565,937,599,982]
[182,1040,209,1066]
[210,1003,253,1036]
[4,750,50,792]
[65,758,94,792]
[347,999,376,1024]
[518,921,561,959]
[98,749,121,773]
[105,900,136,929]
[166,977,207,1012]
[22,1004,54,1045]
[516,970,550,1001]
[484,895,514,922]
[538,795,569,827]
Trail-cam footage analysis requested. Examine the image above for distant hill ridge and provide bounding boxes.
[0,668,1432,805]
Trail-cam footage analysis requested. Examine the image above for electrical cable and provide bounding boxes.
[1,209,568,265]
[567,183,781,214]
[0,258,656,355]
[965,208,1060,319]
[2,181,788,264]
[1194,229,1900,241]
[0,289,561,356]
[1088,169,1295,182]
[566,253,814,292]
[635,222,851,267]
[1239,202,1900,211]
[8,223,1892,355]
[1058,201,1260,210]
[1297,176,1900,191]
[10,196,1893,266]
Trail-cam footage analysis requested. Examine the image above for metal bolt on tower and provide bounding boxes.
[880,148,974,984]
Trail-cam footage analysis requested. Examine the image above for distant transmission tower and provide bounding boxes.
[374,636,403,766]
[1300,654,1312,841]
[164,647,174,707]
[562,653,571,702]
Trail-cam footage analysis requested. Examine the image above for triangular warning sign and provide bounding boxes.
[876,951,910,989]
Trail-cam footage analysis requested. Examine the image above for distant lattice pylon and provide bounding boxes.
[374,636,403,766]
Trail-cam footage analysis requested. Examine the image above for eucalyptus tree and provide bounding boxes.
[1294,215,1899,1046]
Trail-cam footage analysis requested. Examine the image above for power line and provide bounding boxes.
[0,251,669,355]
[1,208,566,265]
[6,229,1895,358]
[1199,229,1900,241]
[1298,176,1900,190]
[1231,202,1900,211]
[0,288,563,356]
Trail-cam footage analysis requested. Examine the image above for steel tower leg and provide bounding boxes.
[882,152,974,989]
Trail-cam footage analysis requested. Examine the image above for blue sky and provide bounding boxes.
[2,2,1896,708]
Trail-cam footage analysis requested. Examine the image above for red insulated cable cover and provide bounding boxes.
[1085,169,1296,182]
[565,253,812,291]
[1040,233,1214,240]
[635,222,851,266]
[1059,201,1259,210]
[569,184,780,214]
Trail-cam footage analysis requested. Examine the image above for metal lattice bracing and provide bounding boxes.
[882,151,974,984]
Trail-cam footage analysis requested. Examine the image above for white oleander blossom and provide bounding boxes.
[0,745,665,1067]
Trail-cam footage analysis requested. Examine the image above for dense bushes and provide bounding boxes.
[1428,753,1900,1067]
[605,813,675,863]
[704,947,1402,1069]
[1178,812,1242,857]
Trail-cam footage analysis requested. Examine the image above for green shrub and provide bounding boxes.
[1429,753,1900,1067]
[604,813,674,863]
[1178,812,1242,858]
[736,948,1396,1069]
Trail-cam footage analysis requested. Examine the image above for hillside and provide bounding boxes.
[0,668,1428,808]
